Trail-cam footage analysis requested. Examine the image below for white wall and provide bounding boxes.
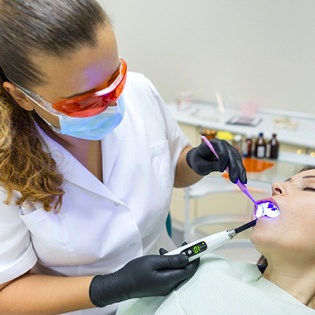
[99,0,315,114]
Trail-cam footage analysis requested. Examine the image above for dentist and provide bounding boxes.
[0,1,246,314]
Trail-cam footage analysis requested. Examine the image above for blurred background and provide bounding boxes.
[99,0,315,114]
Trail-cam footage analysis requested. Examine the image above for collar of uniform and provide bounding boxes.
[34,122,124,202]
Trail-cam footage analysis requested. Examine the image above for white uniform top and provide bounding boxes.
[0,72,190,315]
[117,253,315,315]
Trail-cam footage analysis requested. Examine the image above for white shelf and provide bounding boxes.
[167,102,315,149]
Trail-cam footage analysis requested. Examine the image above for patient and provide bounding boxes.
[117,165,315,314]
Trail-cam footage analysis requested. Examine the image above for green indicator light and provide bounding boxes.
[193,245,200,254]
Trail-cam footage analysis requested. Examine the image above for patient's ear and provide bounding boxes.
[2,81,34,111]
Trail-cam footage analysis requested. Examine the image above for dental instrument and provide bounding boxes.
[201,135,257,205]
[166,219,257,262]
[166,201,280,262]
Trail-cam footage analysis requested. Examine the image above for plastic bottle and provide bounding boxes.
[254,132,266,159]
[266,133,280,159]
[242,134,253,158]
[232,134,242,154]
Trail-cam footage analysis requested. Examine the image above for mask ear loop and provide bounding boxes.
[15,86,63,132]
[34,110,62,133]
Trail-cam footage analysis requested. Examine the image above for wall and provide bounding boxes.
[99,1,315,114]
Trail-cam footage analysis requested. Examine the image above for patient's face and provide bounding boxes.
[251,168,315,260]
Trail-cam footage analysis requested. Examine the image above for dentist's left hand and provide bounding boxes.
[186,138,247,183]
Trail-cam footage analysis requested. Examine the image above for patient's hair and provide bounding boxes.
[257,164,315,273]
[299,165,315,172]
[0,0,110,211]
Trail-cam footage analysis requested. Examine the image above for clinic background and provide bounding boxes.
[99,0,315,115]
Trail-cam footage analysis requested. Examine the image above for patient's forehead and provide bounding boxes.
[290,169,315,181]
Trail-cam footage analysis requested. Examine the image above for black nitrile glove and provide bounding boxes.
[89,253,199,307]
[186,138,247,183]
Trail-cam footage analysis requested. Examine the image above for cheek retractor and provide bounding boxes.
[255,201,280,218]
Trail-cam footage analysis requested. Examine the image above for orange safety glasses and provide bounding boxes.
[52,58,127,117]
[13,58,127,118]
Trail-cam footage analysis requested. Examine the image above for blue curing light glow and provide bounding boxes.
[255,201,280,219]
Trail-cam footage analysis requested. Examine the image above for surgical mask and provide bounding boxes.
[38,95,125,140]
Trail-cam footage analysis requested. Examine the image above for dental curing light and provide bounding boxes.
[166,201,280,262]
[166,219,257,262]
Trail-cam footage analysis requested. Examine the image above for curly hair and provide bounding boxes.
[0,81,64,211]
[0,0,110,211]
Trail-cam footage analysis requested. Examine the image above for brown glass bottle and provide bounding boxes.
[242,135,253,158]
[254,132,266,158]
[267,133,279,159]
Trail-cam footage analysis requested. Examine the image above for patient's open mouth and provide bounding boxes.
[255,200,280,218]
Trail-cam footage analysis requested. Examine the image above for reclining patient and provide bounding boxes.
[117,165,315,314]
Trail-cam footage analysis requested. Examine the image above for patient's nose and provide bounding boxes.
[272,182,283,195]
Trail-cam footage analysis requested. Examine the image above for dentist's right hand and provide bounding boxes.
[89,253,199,307]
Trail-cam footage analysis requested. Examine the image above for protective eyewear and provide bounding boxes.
[13,58,127,118]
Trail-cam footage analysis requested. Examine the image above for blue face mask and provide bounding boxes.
[38,96,125,140]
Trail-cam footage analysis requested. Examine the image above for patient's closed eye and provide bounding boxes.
[303,187,315,192]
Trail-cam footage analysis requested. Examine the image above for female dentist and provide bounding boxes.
[0,0,246,314]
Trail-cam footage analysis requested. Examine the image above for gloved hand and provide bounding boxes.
[186,138,247,183]
[89,253,199,307]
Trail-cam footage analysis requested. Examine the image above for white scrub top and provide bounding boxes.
[0,72,190,315]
